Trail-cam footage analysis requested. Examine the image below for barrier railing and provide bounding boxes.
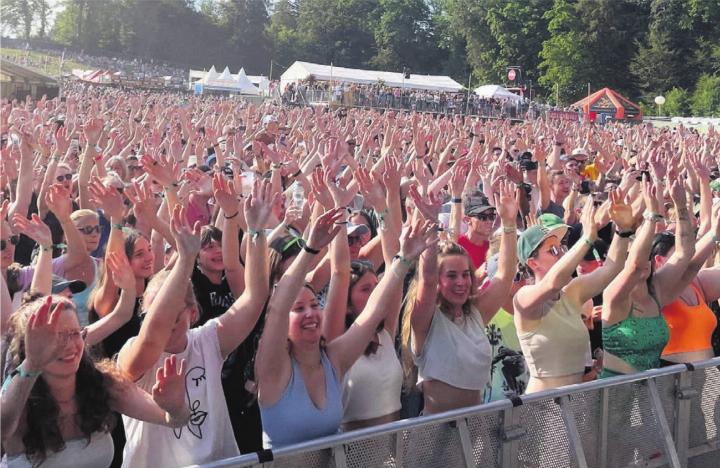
[193,357,720,468]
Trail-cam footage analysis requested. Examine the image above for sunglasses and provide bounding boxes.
[545,245,568,257]
[129,165,142,172]
[474,212,497,222]
[351,259,374,275]
[56,174,73,182]
[77,225,100,235]
[0,235,20,250]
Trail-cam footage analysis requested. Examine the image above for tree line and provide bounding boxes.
[2,0,719,115]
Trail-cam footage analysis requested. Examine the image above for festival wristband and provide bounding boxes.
[393,254,414,268]
[303,244,320,255]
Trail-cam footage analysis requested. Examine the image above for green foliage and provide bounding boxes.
[2,0,717,109]
[663,87,690,116]
[691,74,720,117]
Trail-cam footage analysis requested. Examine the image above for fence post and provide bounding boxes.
[647,378,682,468]
[332,444,348,468]
[500,405,524,468]
[598,387,609,468]
[455,418,476,468]
[674,370,695,468]
[557,396,589,468]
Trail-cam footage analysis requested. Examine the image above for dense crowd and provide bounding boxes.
[1,84,719,467]
[282,80,531,118]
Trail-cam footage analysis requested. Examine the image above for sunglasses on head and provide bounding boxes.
[129,165,142,172]
[0,235,20,250]
[77,225,100,235]
[56,174,73,182]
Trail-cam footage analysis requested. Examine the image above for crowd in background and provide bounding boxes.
[1,83,719,467]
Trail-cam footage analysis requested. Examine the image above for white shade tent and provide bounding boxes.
[280,61,464,92]
[474,84,522,101]
[188,66,259,95]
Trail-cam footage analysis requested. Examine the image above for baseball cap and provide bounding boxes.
[51,275,86,294]
[537,213,567,229]
[464,195,496,217]
[347,223,370,238]
[517,224,569,265]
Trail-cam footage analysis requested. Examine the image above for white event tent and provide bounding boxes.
[280,61,464,93]
[474,84,522,101]
[188,66,259,95]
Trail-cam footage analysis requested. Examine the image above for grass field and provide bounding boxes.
[0,47,91,76]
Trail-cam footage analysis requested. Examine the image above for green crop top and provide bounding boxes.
[601,295,669,377]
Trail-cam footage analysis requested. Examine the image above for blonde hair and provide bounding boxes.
[70,209,99,223]
[399,241,476,391]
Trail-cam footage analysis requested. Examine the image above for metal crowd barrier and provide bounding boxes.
[193,357,720,468]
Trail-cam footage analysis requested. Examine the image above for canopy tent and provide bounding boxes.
[188,66,259,94]
[474,84,522,101]
[572,87,642,121]
[280,61,464,93]
[248,75,270,94]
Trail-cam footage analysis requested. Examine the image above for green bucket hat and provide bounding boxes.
[710,179,720,192]
[537,213,566,229]
[517,224,569,266]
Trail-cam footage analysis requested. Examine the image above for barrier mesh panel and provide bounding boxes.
[688,449,720,468]
[400,422,465,468]
[689,366,720,449]
[466,410,502,467]
[268,448,335,468]
[345,433,398,468]
[515,398,577,468]
[566,390,600,467]
[655,374,678,432]
[606,381,665,467]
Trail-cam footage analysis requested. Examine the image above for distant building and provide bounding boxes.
[0,59,59,100]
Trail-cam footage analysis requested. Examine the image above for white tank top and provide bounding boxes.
[341,329,403,423]
[3,431,113,468]
[413,307,492,391]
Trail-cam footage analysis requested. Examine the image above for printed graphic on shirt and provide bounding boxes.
[209,291,235,310]
[174,366,208,439]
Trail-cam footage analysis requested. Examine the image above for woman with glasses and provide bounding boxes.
[514,189,633,392]
[1,295,190,468]
[401,181,517,415]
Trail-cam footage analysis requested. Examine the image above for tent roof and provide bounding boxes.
[572,88,641,113]
[1,59,58,85]
[280,61,464,92]
[474,84,521,101]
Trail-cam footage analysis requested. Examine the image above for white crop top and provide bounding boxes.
[3,431,114,468]
[342,329,403,423]
[413,307,492,391]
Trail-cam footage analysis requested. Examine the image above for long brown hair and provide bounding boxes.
[399,241,476,391]
[7,296,119,467]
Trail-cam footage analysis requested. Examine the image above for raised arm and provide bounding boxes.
[46,184,89,271]
[515,200,597,319]
[473,181,518,324]
[1,298,62,442]
[8,127,35,221]
[11,214,53,295]
[215,180,274,358]
[329,218,437,376]
[448,159,470,243]
[89,179,126,317]
[565,188,634,305]
[255,208,344,405]
[211,174,245,297]
[652,180,696,305]
[534,146,551,211]
[85,251,136,346]
[117,206,201,381]
[602,180,661,324]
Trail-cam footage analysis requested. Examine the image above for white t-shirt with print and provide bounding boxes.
[120,319,240,467]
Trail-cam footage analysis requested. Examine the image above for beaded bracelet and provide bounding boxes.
[224,211,239,220]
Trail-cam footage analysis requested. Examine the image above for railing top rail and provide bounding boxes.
[193,356,720,468]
